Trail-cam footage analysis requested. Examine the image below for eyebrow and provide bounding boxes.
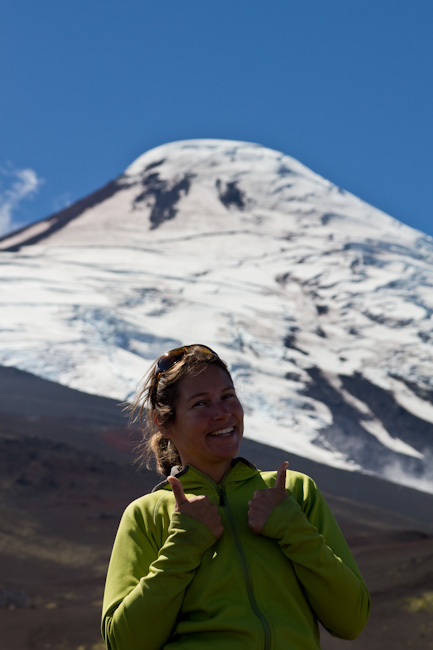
[185,384,235,402]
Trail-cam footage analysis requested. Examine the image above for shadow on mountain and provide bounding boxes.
[303,367,433,489]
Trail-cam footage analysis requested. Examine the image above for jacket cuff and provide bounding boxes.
[261,496,302,539]
[168,511,218,550]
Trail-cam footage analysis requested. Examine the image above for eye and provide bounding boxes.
[192,399,207,408]
[222,391,235,400]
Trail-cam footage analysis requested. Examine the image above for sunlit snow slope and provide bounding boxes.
[1,139,433,492]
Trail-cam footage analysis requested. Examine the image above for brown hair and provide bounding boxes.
[128,345,233,476]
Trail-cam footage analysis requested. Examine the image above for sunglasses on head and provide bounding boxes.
[154,344,218,378]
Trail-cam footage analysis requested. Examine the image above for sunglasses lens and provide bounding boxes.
[156,348,186,374]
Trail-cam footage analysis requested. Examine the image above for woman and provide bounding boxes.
[102,345,370,650]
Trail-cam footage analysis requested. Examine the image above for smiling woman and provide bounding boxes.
[132,344,241,479]
[101,345,370,650]
[161,363,244,483]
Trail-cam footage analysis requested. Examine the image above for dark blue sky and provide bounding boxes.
[1,1,432,238]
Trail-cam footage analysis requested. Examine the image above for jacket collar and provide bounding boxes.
[152,457,258,492]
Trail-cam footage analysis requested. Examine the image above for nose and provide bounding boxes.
[210,400,229,420]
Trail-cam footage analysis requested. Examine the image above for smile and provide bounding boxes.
[208,427,234,437]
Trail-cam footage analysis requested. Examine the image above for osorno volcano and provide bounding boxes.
[1,139,433,493]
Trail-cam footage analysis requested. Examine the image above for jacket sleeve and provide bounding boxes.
[101,500,217,650]
[262,477,371,640]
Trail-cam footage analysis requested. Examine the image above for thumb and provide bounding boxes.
[274,461,288,491]
[167,476,188,509]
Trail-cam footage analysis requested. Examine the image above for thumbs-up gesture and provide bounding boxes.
[167,476,224,539]
[248,461,289,534]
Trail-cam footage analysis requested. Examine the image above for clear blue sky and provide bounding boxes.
[1,1,432,238]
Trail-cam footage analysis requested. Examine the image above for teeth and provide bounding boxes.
[209,427,234,437]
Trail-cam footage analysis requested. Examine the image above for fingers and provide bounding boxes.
[274,460,289,491]
[248,461,289,535]
[168,477,224,539]
[167,476,188,510]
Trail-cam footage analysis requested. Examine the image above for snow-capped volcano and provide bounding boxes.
[1,139,433,492]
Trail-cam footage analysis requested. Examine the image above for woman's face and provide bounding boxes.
[162,364,244,483]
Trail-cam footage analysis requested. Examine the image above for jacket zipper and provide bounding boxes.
[218,485,272,650]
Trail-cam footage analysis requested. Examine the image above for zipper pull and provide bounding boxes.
[218,486,225,506]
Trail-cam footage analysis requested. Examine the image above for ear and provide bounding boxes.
[154,412,172,438]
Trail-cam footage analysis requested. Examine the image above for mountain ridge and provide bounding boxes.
[1,139,433,493]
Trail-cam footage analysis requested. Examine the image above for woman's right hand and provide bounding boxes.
[168,476,224,539]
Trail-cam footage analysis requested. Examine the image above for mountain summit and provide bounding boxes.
[1,139,433,492]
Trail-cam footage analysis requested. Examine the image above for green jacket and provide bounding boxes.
[102,458,370,649]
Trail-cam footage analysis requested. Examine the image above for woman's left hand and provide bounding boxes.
[248,461,289,534]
